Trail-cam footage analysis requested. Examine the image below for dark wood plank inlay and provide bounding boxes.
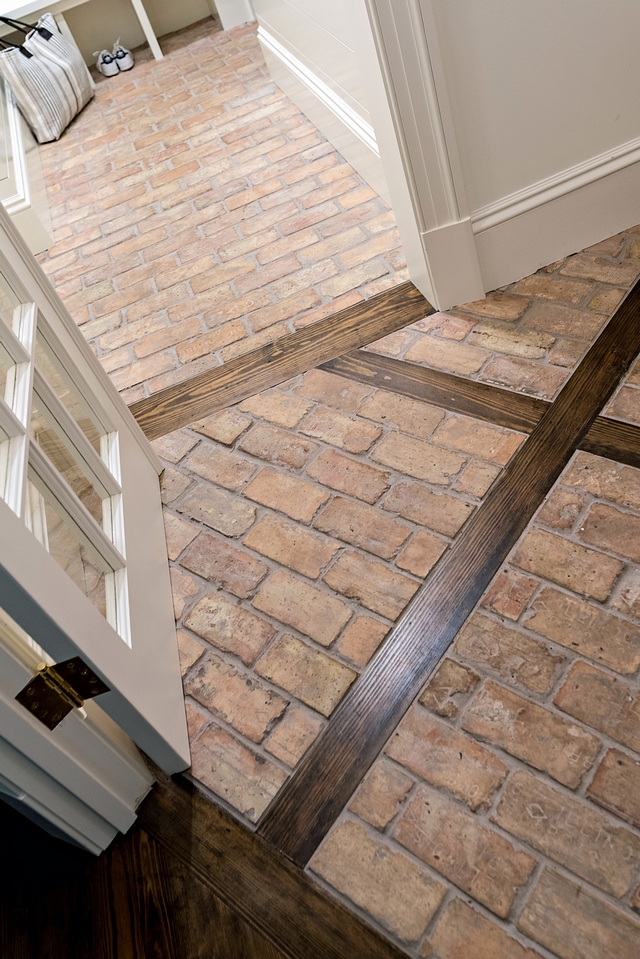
[138,776,407,959]
[130,282,431,440]
[258,281,640,866]
[322,351,640,470]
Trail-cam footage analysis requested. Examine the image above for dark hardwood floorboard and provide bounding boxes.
[322,351,640,469]
[0,799,286,959]
[138,775,407,959]
[258,280,640,866]
[130,282,431,440]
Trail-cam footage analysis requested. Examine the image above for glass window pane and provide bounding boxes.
[34,329,103,454]
[26,479,107,619]
[30,397,104,526]
[0,342,10,401]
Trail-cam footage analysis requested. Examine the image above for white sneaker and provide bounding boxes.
[112,39,134,72]
[94,50,119,77]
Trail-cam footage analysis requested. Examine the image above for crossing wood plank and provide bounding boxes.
[322,351,640,469]
[130,282,432,440]
[258,280,640,866]
[138,775,408,959]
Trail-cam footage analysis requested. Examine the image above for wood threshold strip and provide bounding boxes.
[138,775,406,959]
[130,282,431,440]
[321,351,640,469]
[258,279,640,866]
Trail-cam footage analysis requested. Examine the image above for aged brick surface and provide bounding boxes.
[349,758,414,830]
[631,883,640,913]
[480,355,566,399]
[253,570,351,646]
[587,749,640,827]
[525,587,640,673]
[323,550,418,619]
[306,449,390,504]
[536,488,585,529]
[238,390,313,427]
[560,253,640,285]
[334,616,389,666]
[193,409,252,445]
[395,530,447,576]
[293,369,373,412]
[255,634,356,716]
[244,513,339,578]
[177,484,256,537]
[524,301,606,338]
[614,567,640,619]
[310,820,446,942]
[495,769,640,897]
[563,451,640,510]
[579,503,640,563]
[264,706,324,767]
[468,321,555,358]
[170,567,199,619]
[184,594,275,666]
[433,416,523,465]
[518,868,640,959]
[394,784,535,918]
[181,532,268,598]
[152,430,198,463]
[462,681,600,788]
[160,466,192,505]
[513,272,594,304]
[512,528,624,600]
[238,423,319,469]
[313,497,410,559]
[455,612,564,694]
[190,724,287,823]
[163,511,198,560]
[185,654,287,743]
[555,661,640,751]
[455,460,501,498]
[481,568,539,620]
[386,707,508,810]
[244,468,329,522]
[405,336,488,375]
[457,292,530,321]
[184,702,209,741]
[357,390,444,438]
[371,433,466,485]
[429,898,544,959]
[186,444,257,491]
[419,658,479,718]
[299,406,381,453]
[382,482,473,536]
[177,629,204,676]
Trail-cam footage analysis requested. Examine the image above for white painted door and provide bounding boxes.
[0,201,189,829]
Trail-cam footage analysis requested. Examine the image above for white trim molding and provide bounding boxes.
[257,26,379,157]
[471,133,640,235]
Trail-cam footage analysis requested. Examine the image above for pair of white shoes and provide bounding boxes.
[95,40,134,77]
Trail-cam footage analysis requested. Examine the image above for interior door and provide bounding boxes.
[0,204,189,783]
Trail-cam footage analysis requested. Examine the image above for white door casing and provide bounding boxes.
[0,202,189,790]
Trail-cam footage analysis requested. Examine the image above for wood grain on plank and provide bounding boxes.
[258,280,640,866]
[138,776,407,959]
[322,351,640,470]
[130,282,431,440]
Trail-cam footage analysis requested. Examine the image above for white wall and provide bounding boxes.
[65,0,214,64]
[431,0,640,213]
[253,0,389,199]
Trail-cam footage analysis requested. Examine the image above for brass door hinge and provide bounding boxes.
[15,657,110,730]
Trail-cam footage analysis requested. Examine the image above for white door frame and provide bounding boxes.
[365,0,485,310]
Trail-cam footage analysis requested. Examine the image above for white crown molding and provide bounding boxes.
[257,25,379,157]
[471,133,640,235]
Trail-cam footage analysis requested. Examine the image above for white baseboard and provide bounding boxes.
[257,25,389,201]
[474,157,640,292]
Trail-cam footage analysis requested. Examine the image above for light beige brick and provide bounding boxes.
[244,514,339,578]
[253,570,351,647]
[255,633,356,715]
[180,532,268,598]
[512,528,624,601]
[324,550,418,620]
[371,433,466,485]
[264,706,324,767]
[244,467,329,522]
[184,594,275,665]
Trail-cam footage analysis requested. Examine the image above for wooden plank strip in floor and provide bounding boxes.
[322,351,640,470]
[258,280,640,866]
[138,775,407,959]
[130,282,431,440]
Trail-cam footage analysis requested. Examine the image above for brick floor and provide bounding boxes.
[313,449,640,957]
[36,18,407,404]
[156,367,524,822]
